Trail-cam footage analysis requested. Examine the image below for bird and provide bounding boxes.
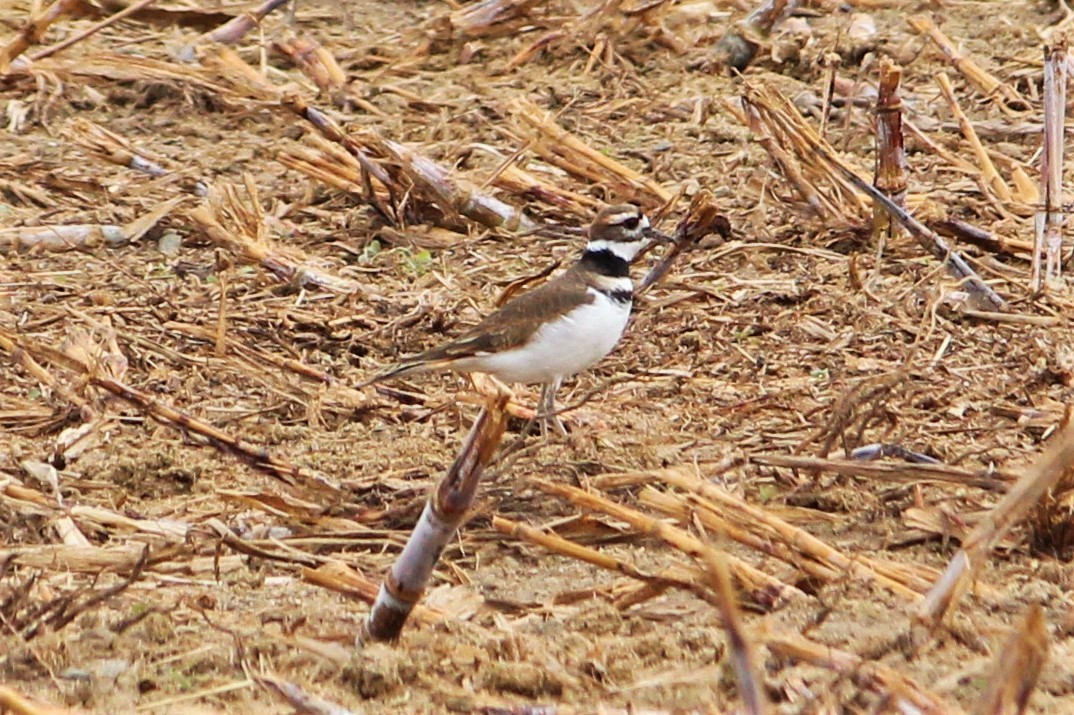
[364,204,670,434]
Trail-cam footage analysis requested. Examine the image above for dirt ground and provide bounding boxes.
[4,0,1074,713]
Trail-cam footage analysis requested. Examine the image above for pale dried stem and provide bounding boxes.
[494,163,599,211]
[1034,43,1067,292]
[508,97,673,205]
[904,117,977,173]
[0,543,151,573]
[46,52,234,95]
[936,73,1012,204]
[1,196,179,255]
[751,453,1011,491]
[934,219,1035,257]
[272,34,346,92]
[202,47,398,221]
[372,135,535,231]
[907,15,1027,110]
[649,467,936,599]
[200,44,281,100]
[743,84,871,221]
[211,47,531,233]
[972,604,1049,715]
[67,118,208,195]
[0,0,86,73]
[536,480,805,609]
[919,418,1074,624]
[0,225,127,254]
[765,634,966,714]
[188,180,361,294]
[302,561,446,625]
[364,394,510,641]
[30,0,158,61]
[492,515,722,609]
[448,0,543,38]
[202,0,291,45]
[256,675,361,715]
[277,142,377,199]
[1008,160,1040,205]
[469,143,600,213]
[7,335,95,416]
[873,58,908,242]
[744,101,838,221]
[0,327,341,493]
[0,684,87,715]
[270,34,385,117]
[703,551,770,715]
[642,486,843,582]
[507,29,567,70]
[70,505,190,540]
[780,110,1007,309]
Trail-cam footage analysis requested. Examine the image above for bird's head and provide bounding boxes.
[586,204,671,261]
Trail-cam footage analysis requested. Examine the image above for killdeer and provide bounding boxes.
[365,204,670,434]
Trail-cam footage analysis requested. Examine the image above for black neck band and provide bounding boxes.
[579,248,629,278]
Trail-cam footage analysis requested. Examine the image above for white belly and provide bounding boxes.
[459,290,631,384]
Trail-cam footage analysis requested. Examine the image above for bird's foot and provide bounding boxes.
[536,415,568,438]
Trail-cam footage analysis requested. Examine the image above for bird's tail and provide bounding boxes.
[359,358,456,388]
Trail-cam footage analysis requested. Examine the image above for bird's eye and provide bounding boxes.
[621,217,640,230]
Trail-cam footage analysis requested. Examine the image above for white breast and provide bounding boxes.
[459,289,632,384]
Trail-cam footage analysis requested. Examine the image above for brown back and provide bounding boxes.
[411,266,596,361]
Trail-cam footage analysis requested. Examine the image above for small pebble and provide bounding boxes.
[157,231,183,256]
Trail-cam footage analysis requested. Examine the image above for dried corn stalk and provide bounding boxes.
[507,97,673,206]
[443,0,544,39]
[188,177,361,294]
[872,57,907,242]
[742,80,1005,311]
[364,393,509,641]
[919,418,1074,624]
[0,225,127,254]
[743,82,870,223]
[971,605,1049,715]
[766,635,964,714]
[907,15,1027,110]
[936,73,1014,206]
[372,135,535,232]
[469,143,600,214]
[0,327,340,493]
[538,479,804,609]
[0,197,182,254]
[1033,43,1067,292]
[638,189,730,292]
[0,0,87,72]
[272,33,347,94]
[66,118,208,196]
[200,0,291,46]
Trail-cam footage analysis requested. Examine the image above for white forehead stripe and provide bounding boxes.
[606,211,647,229]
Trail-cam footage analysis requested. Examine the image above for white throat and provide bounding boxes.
[584,238,647,262]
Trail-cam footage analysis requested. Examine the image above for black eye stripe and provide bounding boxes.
[621,216,640,230]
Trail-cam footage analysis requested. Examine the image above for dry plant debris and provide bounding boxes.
[3,1,1074,713]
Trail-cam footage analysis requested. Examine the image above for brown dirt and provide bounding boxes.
[3,0,1074,713]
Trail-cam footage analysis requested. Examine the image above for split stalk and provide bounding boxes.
[363,393,509,641]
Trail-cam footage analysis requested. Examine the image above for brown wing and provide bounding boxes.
[412,268,594,361]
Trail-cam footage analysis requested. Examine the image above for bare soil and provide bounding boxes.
[3,0,1074,713]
